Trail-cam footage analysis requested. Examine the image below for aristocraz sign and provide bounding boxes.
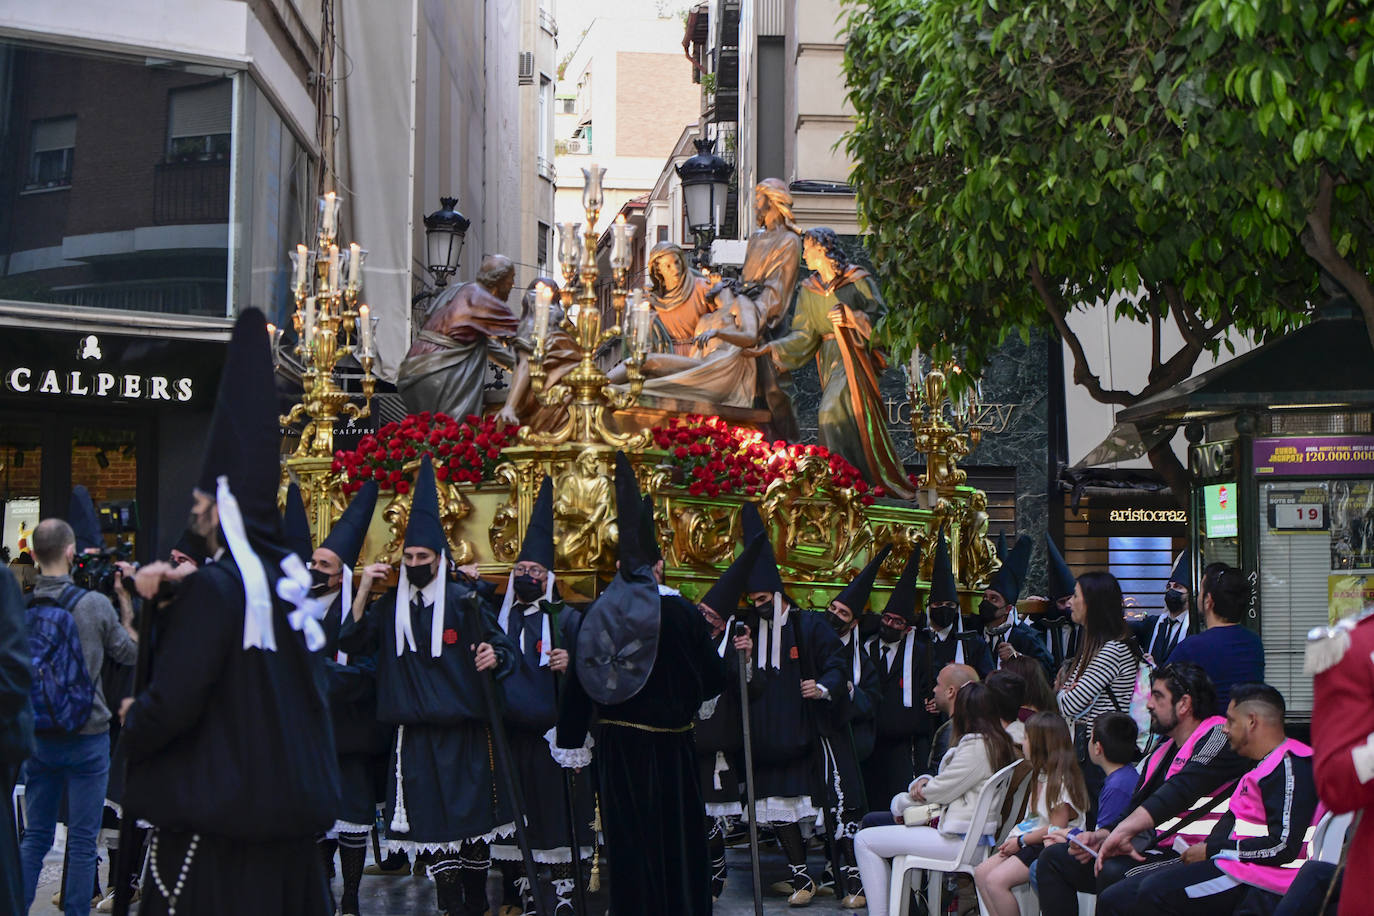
[0,327,222,408]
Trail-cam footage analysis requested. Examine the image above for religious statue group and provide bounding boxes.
[397,178,915,500]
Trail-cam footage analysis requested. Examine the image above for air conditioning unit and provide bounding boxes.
[565,138,589,154]
[518,51,535,85]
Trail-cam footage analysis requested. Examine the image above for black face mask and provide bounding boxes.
[977,599,1003,627]
[825,611,849,634]
[929,603,958,630]
[309,567,335,598]
[753,598,774,620]
[879,623,905,644]
[1164,588,1187,613]
[405,562,435,588]
[513,573,545,603]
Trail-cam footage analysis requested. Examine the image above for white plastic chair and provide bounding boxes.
[888,761,1020,916]
[1311,810,1353,864]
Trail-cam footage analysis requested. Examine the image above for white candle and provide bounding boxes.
[328,245,340,292]
[348,243,363,292]
[533,282,552,345]
[714,202,720,231]
[611,215,628,269]
[303,296,316,345]
[321,192,338,238]
[909,346,924,386]
[358,304,372,355]
[294,244,308,293]
[633,290,652,352]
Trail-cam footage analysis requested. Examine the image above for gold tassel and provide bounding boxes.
[589,798,602,892]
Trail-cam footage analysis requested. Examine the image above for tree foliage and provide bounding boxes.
[841,0,1374,415]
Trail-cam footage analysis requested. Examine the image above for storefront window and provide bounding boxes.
[1,428,42,582]
[71,426,140,557]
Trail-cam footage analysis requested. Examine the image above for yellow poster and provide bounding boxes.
[1328,574,1374,624]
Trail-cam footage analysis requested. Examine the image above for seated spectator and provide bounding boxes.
[1169,563,1264,716]
[975,711,1086,916]
[1096,684,1322,915]
[985,669,1029,743]
[1001,654,1055,719]
[1085,712,1143,831]
[1055,571,1144,826]
[1033,662,1249,911]
[923,663,979,775]
[854,682,1019,916]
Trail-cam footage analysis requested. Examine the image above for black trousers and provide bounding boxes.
[1272,861,1340,916]
[1098,860,1283,916]
[1033,839,1174,912]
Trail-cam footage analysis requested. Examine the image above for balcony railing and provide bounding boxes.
[153,160,230,225]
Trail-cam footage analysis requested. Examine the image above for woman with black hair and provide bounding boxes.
[853,682,1019,916]
[1055,571,1144,827]
[758,228,915,498]
[1169,562,1264,715]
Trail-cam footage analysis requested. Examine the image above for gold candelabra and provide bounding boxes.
[522,164,654,449]
[907,352,987,496]
[276,191,378,536]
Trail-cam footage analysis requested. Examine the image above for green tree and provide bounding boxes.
[842,0,1374,496]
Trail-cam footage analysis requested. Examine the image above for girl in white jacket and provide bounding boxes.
[854,681,1020,916]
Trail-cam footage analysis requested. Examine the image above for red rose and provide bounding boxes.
[688,481,705,496]
[435,467,449,481]
[789,646,799,660]
[464,414,480,425]
[486,447,500,460]
[674,446,689,459]
[331,459,343,472]
[442,628,458,647]
[396,480,411,495]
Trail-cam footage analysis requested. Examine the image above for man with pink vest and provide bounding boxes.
[1097,683,1322,914]
[1034,662,1249,910]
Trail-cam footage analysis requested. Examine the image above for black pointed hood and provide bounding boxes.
[701,536,764,615]
[834,545,891,615]
[320,480,378,569]
[929,528,959,605]
[196,307,285,548]
[517,475,556,569]
[740,502,784,595]
[575,450,660,704]
[989,534,1031,603]
[404,455,446,554]
[996,529,1008,564]
[1169,550,1191,588]
[1046,535,1076,601]
[641,494,662,564]
[881,544,924,625]
[283,482,313,564]
[68,485,102,553]
[171,527,209,564]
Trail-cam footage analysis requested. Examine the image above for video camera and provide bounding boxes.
[73,542,135,596]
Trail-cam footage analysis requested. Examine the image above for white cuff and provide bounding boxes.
[890,791,916,820]
[545,727,594,769]
[817,683,831,700]
[1353,732,1374,784]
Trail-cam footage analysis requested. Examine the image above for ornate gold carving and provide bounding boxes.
[759,455,870,580]
[552,447,616,570]
[959,489,999,588]
[378,460,476,565]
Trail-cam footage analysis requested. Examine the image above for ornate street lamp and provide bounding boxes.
[675,138,732,266]
[423,196,471,288]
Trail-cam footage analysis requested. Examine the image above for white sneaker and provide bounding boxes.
[95,888,139,912]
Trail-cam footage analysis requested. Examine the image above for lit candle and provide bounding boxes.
[358,304,372,355]
[328,245,340,292]
[348,243,363,292]
[266,322,276,346]
[303,296,316,345]
[533,282,553,346]
[321,192,338,239]
[293,244,309,293]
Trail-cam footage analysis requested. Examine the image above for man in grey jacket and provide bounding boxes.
[18,518,137,916]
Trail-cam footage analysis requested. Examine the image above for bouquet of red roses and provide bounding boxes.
[333,411,520,494]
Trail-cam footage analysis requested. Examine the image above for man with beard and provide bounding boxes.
[861,546,934,808]
[817,546,888,909]
[977,534,1053,679]
[119,308,340,915]
[490,476,594,916]
[556,453,724,916]
[1033,662,1250,910]
[340,455,519,916]
[305,480,381,916]
[693,536,761,901]
[739,502,847,907]
[925,530,993,679]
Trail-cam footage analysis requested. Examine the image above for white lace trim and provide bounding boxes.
[705,801,743,817]
[490,844,594,864]
[328,819,375,837]
[755,795,820,825]
[384,821,515,856]
[545,726,594,769]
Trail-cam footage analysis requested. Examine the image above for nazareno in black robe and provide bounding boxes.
[319,591,391,832]
[337,578,519,854]
[557,590,724,916]
[121,554,341,916]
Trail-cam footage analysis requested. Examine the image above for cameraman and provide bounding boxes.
[18,519,137,916]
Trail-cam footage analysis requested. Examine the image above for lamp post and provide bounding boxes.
[675,137,732,268]
[277,191,377,538]
[423,196,471,288]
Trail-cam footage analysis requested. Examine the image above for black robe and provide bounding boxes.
[746,607,848,810]
[492,601,594,859]
[121,554,340,916]
[319,591,389,831]
[0,568,32,916]
[818,629,880,828]
[557,590,723,916]
[985,619,1055,679]
[338,579,518,851]
[862,633,935,807]
[695,616,757,812]
[928,622,995,679]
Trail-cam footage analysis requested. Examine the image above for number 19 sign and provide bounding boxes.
[1267,488,1329,532]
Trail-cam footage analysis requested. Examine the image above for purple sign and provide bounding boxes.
[1253,436,1374,477]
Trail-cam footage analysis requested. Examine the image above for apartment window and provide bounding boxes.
[539,77,552,163]
[558,97,575,114]
[27,116,76,189]
[537,221,551,273]
[167,81,232,163]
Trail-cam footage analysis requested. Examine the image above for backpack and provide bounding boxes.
[26,585,96,733]
[1109,657,1153,752]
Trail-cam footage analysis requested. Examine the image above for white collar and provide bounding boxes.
[934,623,954,641]
[395,556,446,657]
[657,583,681,596]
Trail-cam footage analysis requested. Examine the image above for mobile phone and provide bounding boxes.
[1065,831,1101,860]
